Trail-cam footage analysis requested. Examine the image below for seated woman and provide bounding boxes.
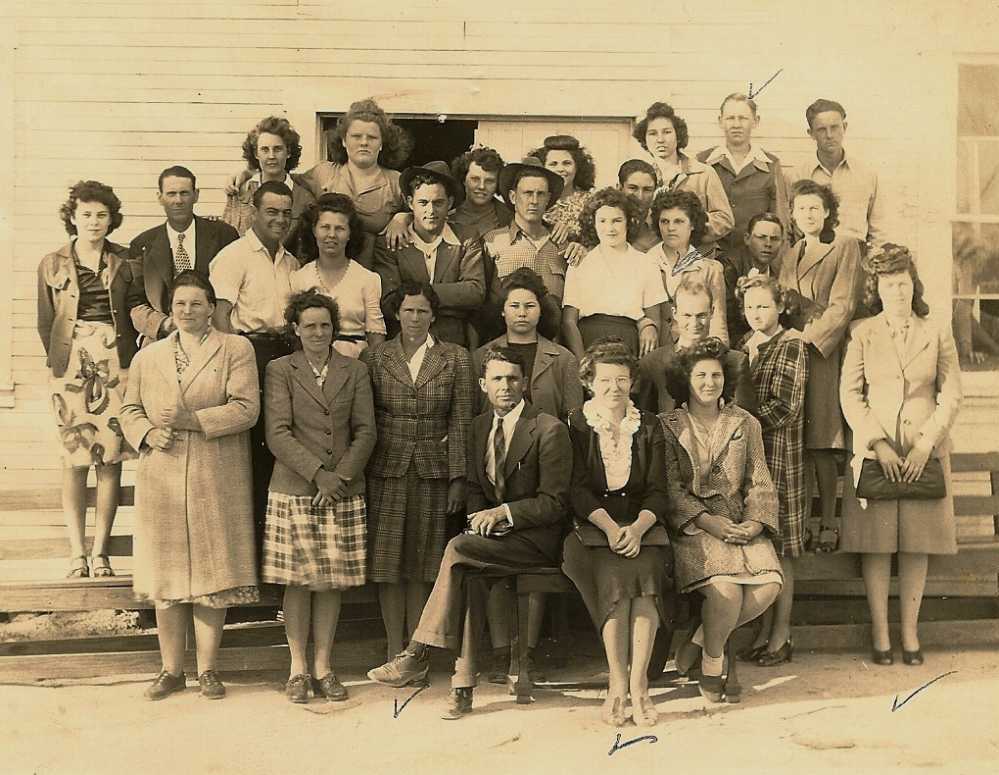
[291,193,386,358]
[121,271,260,701]
[660,337,782,703]
[561,338,671,728]
[646,189,729,344]
[839,245,962,666]
[561,187,667,359]
[262,291,377,703]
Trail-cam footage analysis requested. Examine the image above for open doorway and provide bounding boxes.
[318,113,478,169]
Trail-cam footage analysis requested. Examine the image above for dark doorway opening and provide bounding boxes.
[319,114,478,170]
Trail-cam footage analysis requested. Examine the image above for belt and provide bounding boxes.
[335,334,366,343]
[240,330,286,341]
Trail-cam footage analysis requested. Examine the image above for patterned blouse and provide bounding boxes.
[173,330,211,380]
[543,190,591,244]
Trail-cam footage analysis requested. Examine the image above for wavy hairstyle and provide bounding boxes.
[649,189,708,247]
[241,116,303,172]
[734,271,793,328]
[451,146,505,185]
[578,187,642,248]
[633,101,689,152]
[789,179,839,244]
[298,193,366,262]
[860,243,930,318]
[388,279,441,318]
[528,134,596,192]
[578,336,640,387]
[284,289,341,347]
[665,337,736,407]
[329,98,413,170]
[59,180,123,237]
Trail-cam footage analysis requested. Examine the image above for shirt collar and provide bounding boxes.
[494,398,526,428]
[253,172,294,189]
[509,219,551,244]
[813,151,851,177]
[246,226,291,263]
[705,144,772,171]
[166,219,195,240]
[409,223,460,250]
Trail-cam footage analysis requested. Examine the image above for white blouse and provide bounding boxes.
[582,399,642,491]
[563,244,667,320]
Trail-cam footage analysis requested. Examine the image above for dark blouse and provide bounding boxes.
[507,342,538,398]
[73,247,113,324]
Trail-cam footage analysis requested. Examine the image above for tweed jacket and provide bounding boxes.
[362,336,473,481]
[265,350,377,498]
[128,217,239,342]
[660,406,781,591]
[567,408,670,528]
[778,235,863,358]
[467,402,572,560]
[652,151,735,249]
[472,335,584,420]
[841,313,962,461]
[636,345,759,416]
[374,232,486,346]
[37,241,143,378]
[120,329,260,601]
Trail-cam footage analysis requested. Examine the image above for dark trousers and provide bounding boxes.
[410,532,554,688]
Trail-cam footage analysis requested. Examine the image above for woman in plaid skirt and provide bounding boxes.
[262,291,377,703]
[362,281,473,660]
[734,271,809,667]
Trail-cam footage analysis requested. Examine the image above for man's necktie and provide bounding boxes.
[174,232,192,274]
[492,418,507,502]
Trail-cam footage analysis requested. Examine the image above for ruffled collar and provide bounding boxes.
[582,399,641,439]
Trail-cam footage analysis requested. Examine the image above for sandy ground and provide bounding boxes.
[2,647,997,775]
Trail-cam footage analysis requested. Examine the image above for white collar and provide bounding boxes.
[254,172,294,189]
[582,399,641,438]
[705,144,771,169]
[494,398,526,429]
[166,219,195,239]
[246,226,290,263]
[410,223,460,250]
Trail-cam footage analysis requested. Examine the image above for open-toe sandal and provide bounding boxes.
[601,694,627,727]
[90,554,115,578]
[66,555,90,579]
[632,693,659,727]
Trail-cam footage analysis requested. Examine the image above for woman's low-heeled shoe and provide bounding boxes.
[902,649,924,666]
[756,639,793,667]
[736,643,769,663]
[871,648,894,666]
[632,694,659,727]
[601,694,627,726]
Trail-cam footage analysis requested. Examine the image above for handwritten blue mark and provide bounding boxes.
[393,684,428,718]
[608,732,658,756]
[891,670,957,712]
[748,69,784,100]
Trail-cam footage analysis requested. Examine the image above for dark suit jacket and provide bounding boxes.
[128,216,239,341]
[466,402,572,560]
[374,231,486,346]
[264,350,377,498]
[636,345,759,416]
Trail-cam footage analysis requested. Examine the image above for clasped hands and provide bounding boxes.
[313,469,348,508]
[144,405,201,451]
[603,523,645,559]
[697,513,763,545]
[873,439,932,484]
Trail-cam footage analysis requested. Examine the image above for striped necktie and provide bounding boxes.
[174,232,192,274]
[492,417,507,502]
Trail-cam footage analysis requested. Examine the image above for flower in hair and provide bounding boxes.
[862,242,913,276]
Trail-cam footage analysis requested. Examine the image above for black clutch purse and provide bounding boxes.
[574,522,670,547]
[855,458,946,500]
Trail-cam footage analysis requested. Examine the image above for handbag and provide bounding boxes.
[574,521,670,547]
[855,457,946,500]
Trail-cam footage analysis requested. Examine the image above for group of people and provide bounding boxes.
[36,93,962,725]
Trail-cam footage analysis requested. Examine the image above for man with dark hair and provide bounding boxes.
[720,212,786,343]
[790,98,885,246]
[697,93,789,255]
[367,347,572,720]
[374,161,485,347]
[128,165,239,342]
[618,159,660,251]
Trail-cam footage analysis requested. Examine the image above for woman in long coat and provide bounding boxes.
[362,280,473,660]
[121,271,260,702]
[778,179,862,552]
[840,245,962,666]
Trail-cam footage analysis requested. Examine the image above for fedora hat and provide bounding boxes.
[400,161,464,207]
[497,156,564,206]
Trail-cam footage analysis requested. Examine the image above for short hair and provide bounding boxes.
[389,279,441,318]
[789,179,839,243]
[665,337,736,407]
[633,102,689,152]
[499,267,548,306]
[298,193,366,262]
[861,243,930,318]
[404,173,449,199]
[170,270,216,306]
[719,92,758,117]
[746,211,785,237]
[284,289,340,340]
[252,180,293,209]
[451,146,505,185]
[479,345,526,378]
[617,158,657,186]
[649,189,708,247]
[330,98,413,170]
[805,98,847,129]
[578,187,642,248]
[59,180,123,237]
[528,135,596,192]
[241,116,303,172]
[674,276,714,309]
[157,165,197,192]
[734,273,791,329]
[578,336,640,386]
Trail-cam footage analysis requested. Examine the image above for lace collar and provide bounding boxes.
[582,399,641,439]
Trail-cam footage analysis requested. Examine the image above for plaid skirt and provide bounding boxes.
[367,468,449,584]
[260,492,367,590]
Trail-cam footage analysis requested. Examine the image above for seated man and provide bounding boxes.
[637,276,758,415]
[375,161,485,347]
[367,347,572,720]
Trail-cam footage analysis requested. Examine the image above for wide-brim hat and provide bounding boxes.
[497,156,564,207]
[400,161,464,208]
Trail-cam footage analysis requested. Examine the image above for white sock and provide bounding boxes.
[701,652,723,677]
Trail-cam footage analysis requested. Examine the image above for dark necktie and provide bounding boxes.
[174,232,192,274]
[492,417,507,502]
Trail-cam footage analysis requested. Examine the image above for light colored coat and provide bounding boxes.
[121,330,260,602]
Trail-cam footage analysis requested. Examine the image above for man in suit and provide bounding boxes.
[374,161,485,347]
[638,276,759,415]
[129,166,239,343]
[367,346,572,720]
